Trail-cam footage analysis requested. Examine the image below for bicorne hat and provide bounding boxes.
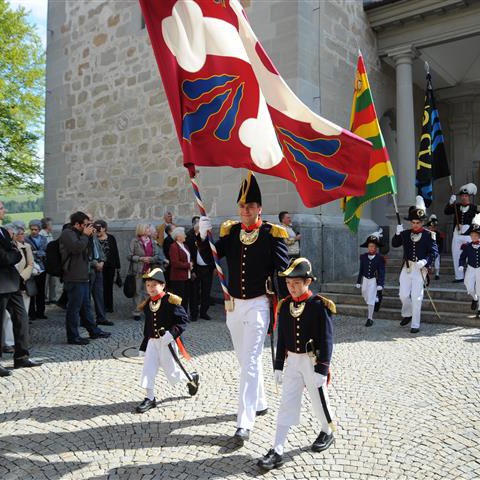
[279,257,316,280]
[465,213,480,235]
[142,267,165,284]
[405,196,427,221]
[237,171,262,205]
[360,228,384,248]
[457,183,477,196]
[425,214,438,227]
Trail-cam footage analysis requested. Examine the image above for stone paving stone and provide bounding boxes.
[0,302,479,479]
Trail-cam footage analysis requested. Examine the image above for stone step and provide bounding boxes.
[333,304,480,328]
[325,292,473,314]
[321,283,468,302]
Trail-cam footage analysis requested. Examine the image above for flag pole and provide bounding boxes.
[391,193,402,225]
[187,167,234,312]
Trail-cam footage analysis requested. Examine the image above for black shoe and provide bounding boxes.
[90,331,111,339]
[0,366,11,377]
[311,431,334,452]
[452,279,463,283]
[400,317,412,326]
[133,315,141,321]
[200,313,212,320]
[435,275,440,280]
[471,299,478,311]
[187,372,199,396]
[68,337,90,345]
[234,428,250,444]
[365,319,373,327]
[256,408,268,416]
[410,328,420,334]
[14,358,42,369]
[258,449,284,471]
[36,314,48,319]
[136,397,157,413]
[97,320,114,326]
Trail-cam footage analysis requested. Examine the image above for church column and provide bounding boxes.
[390,48,417,214]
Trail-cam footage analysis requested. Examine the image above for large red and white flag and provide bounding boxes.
[139,0,372,207]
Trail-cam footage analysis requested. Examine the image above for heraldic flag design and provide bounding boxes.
[415,72,450,207]
[138,0,372,207]
[342,53,397,233]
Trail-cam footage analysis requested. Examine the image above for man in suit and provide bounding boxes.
[0,201,42,376]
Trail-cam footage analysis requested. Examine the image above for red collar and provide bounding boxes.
[241,218,262,232]
[473,242,480,245]
[292,291,312,303]
[150,292,165,301]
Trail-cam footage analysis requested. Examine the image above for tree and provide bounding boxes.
[0,0,45,193]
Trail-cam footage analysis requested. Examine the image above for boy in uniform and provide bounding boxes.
[136,268,199,413]
[257,258,335,471]
[355,230,385,327]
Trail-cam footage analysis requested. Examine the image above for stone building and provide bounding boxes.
[45,0,480,282]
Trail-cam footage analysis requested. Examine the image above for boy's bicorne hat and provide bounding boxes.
[425,214,438,227]
[405,195,427,221]
[360,228,384,248]
[142,267,165,283]
[279,257,316,281]
[465,213,480,235]
[237,171,262,205]
[457,183,477,196]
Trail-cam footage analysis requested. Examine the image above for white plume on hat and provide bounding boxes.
[459,183,477,195]
[369,228,383,239]
[472,213,480,227]
[415,195,426,211]
[428,214,437,222]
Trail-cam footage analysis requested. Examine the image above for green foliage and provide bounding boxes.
[0,0,45,193]
[3,196,44,213]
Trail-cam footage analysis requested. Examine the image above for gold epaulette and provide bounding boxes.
[266,222,288,239]
[220,220,239,237]
[316,294,337,314]
[167,293,182,305]
[137,296,150,311]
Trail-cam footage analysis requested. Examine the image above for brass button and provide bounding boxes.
[242,294,246,298]
[296,333,300,336]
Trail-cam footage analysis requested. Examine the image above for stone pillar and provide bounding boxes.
[390,48,416,215]
[449,121,470,187]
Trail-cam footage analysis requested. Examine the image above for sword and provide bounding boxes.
[265,277,278,394]
[419,268,441,320]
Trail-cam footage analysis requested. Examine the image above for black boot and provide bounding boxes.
[311,431,334,452]
[233,427,250,444]
[135,397,157,413]
[187,372,199,396]
[365,318,373,327]
[257,449,284,470]
[0,366,11,377]
[400,317,412,326]
[471,299,478,311]
[14,358,42,369]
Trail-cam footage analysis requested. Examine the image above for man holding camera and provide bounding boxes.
[59,211,111,345]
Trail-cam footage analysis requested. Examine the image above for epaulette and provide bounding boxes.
[220,220,239,237]
[137,296,150,311]
[316,294,337,314]
[276,295,291,313]
[266,222,288,239]
[429,230,437,241]
[167,293,182,305]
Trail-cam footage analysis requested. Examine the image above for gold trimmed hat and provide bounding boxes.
[360,228,384,248]
[237,171,262,205]
[142,267,165,283]
[279,257,316,280]
[405,196,427,221]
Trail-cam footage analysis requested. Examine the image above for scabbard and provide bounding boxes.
[318,385,336,432]
[159,328,193,383]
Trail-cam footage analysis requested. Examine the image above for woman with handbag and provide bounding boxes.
[94,220,121,314]
[1,224,35,353]
[127,223,166,320]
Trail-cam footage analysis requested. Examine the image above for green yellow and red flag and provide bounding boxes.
[341,53,397,232]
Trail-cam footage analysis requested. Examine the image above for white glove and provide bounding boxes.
[396,224,404,235]
[449,194,456,205]
[314,373,327,388]
[376,286,383,291]
[274,370,283,385]
[458,265,464,272]
[199,216,212,240]
[355,283,361,289]
[160,331,174,346]
[416,259,427,269]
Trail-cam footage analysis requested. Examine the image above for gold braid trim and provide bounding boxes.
[266,222,288,239]
[276,295,290,314]
[137,296,150,311]
[167,293,182,305]
[316,294,337,314]
[220,220,239,237]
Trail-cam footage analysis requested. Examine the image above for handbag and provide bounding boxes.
[24,277,38,297]
[115,270,123,288]
[123,261,136,298]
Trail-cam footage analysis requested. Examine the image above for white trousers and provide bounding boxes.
[226,295,269,430]
[399,265,425,329]
[2,293,30,347]
[140,338,185,391]
[276,352,333,432]
[452,227,469,280]
[434,255,441,275]
[463,266,480,301]
[361,277,377,306]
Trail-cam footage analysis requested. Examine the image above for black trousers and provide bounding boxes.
[29,271,46,318]
[189,265,214,318]
[103,266,116,312]
[168,280,190,314]
[0,291,30,359]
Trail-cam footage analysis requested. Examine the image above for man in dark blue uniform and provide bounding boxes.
[459,213,480,314]
[257,257,335,471]
[392,196,438,333]
[199,172,289,444]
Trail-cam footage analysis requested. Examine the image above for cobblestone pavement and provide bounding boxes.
[1,301,479,480]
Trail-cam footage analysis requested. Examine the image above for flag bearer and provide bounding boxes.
[198,172,289,444]
[392,196,438,334]
[355,230,385,327]
[257,258,335,471]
